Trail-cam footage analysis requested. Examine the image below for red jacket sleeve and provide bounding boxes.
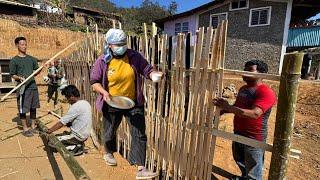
[253,85,277,113]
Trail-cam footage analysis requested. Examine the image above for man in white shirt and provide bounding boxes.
[47,85,92,156]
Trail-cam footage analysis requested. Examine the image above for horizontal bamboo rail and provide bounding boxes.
[36,119,90,180]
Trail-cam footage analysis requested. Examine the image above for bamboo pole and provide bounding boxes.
[119,22,122,29]
[0,42,76,102]
[143,23,149,60]
[36,120,90,180]
[185,28,204,179]
[152,22,157,37]
[205,21,226,180]
[268,53,303,180]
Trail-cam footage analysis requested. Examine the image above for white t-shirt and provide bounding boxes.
[60,100,92,141]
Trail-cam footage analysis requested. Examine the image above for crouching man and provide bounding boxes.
[47,85,92,156]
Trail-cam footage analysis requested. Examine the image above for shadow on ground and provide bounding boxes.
[39,134,64,180]
[211,165,235,179]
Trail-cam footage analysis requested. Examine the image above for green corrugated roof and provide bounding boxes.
[288,26,320,47]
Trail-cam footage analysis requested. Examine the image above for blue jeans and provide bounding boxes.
[232,141,264,180]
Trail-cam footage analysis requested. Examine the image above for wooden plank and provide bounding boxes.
[178,32,192,178]
[143,23,149,61]
[156,35,167,173]
[212,129,272,151]
[173,33,186,179]
[185,27,204,179]
[194,27,214,179]
[167,35,180,177]
[206,21,228,180]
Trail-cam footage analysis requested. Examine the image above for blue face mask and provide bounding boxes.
[112,45,128,56]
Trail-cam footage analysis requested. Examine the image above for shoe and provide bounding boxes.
[71,144,84,156]
[136,167,159,179]
[30,128,39,134]
[103,153,117,166]
[22,130,34,137]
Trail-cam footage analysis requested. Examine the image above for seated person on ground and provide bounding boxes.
[46,85,92,156]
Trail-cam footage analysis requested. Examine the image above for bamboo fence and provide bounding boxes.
[62,20,229,179]
[60,21,300,179]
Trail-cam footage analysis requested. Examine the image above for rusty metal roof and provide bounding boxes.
[0,0,35,9]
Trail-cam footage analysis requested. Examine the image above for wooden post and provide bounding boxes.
[119,22,122,29]
[36,119,90,180]
[152,22,157,37]
[95,24,99,56]
[112,20,116,28]
[143,23,149,59]
[268,53,303,180]
[316,60,320,80]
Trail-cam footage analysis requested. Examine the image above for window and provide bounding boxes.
[230,0,249,10]
[175,23,181,35]
[210,13,228,28]
[175,22,189,34]
[182,22,189,33]
[249,7,272,27]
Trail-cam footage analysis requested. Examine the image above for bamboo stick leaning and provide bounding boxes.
[0,42,77,102]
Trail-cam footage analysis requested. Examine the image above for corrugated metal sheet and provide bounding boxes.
[288,26,320,47]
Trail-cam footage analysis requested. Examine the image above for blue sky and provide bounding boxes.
[110,0,320,20]
[110,0,212,13]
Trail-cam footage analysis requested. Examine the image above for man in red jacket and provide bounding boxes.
[213,60,276,180]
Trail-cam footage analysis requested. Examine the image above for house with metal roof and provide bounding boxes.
[155,0,320,74]
[71,6,121,29]
[287,25,320,80]
[0,0,37,24]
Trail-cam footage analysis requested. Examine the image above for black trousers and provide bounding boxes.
[102,104,147,166]
[47,84,59,104]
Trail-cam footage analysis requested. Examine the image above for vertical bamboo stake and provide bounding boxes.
[112,20,116,28]
[268,53,303,180]
[95,24,99,56]
[185,28,204,179]
[152,22,157,37]
[119,22,122,29]
[143,23,149,60]
[195,27,213,179]
[206,21,228,180]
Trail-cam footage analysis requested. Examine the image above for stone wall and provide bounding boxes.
[0,14,37,25]
[198,0,287,73]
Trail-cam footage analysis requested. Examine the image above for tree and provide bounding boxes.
[136,0,169,24]
[69,0,117,13]
[168,1,178,15]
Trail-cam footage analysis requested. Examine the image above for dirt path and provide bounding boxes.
[212,79,320,180]
[0,87,136,180]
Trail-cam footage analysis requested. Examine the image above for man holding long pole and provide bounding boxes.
[9,37,43,137]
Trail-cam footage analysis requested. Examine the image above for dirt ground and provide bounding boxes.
[0,86,137,180]
[212,78,320,180]
[0,79,319,180]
